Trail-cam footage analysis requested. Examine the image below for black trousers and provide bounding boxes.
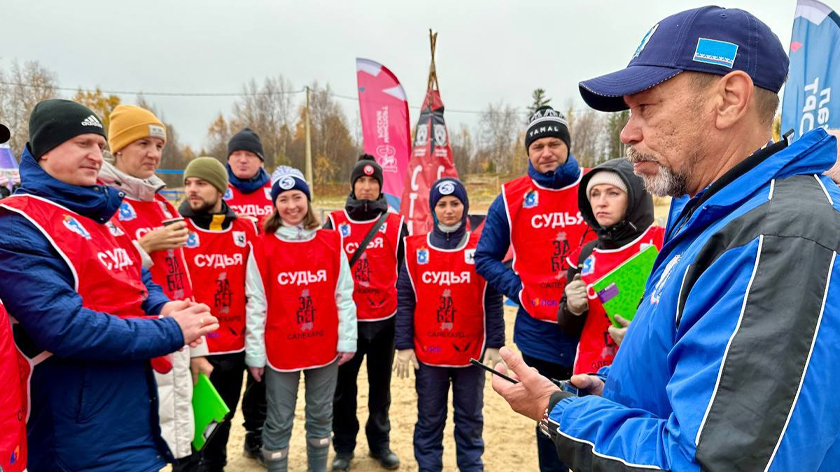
[197,352,246,472]
[332,318,396,455]
[522,354,572,472]
[241,369,267,437]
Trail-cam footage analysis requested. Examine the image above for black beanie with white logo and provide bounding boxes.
[350,154,384,189]
[28,99,106,159]
[525,105,571,153]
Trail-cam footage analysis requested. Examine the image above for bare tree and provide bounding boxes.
[571,109,607,167]
[230,75,297,170]
[0,60,58,153]
[450,123,474,175]
[478,101,521,174]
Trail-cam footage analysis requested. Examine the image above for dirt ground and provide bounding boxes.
[162,306,538,472]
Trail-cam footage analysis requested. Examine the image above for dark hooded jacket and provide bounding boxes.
[557,158,655,334]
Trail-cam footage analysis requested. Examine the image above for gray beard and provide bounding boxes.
[626,147,689,197]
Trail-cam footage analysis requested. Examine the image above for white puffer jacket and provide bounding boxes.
[99,160,200,459]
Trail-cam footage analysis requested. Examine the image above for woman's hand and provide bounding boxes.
[249,366,265,382]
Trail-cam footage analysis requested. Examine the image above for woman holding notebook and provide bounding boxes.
[558,158,664,375]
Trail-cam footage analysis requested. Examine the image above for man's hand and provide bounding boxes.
[565,274,589,315]
[608,314,631,346]
[482,348,502,368]
[337,352,355,366]
[190,356,214,385]
[393,349,419,379]
[249,366,265,382]
[160,299,191,318]
[569,373,605,397]
[492,347,561,421]
[138,221,189,254]
[170,303,218,347]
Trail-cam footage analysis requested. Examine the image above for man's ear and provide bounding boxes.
[713,71,754,130]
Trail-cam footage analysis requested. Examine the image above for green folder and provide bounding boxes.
[192,373,231,451]
[591,245,659,327]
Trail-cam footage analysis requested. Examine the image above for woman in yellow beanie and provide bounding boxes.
[99,104,213,468]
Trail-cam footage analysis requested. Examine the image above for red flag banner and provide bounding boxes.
[400,89,459,235]
[356,58,411,208]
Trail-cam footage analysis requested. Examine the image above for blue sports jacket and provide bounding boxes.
[0,146,184,472]
[475,155,583,365]
[546,129,840,471]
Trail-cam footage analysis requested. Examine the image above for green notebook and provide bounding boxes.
[192,373,231,451]
[592,245,659,327]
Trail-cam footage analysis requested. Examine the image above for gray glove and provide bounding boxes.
[565,273,589,315]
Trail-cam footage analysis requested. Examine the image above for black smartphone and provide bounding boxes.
[162,217,185,227]
[469,358,519,384]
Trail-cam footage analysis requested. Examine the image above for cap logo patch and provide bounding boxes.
[633,23,659,58]
[80,115,103,128]
[148,125,165,139]
[693,38,738,68]
[363,165,375,175]
[437,181,455,195]
[278,176,296,190]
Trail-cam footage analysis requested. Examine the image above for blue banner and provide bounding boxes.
[781,0,840,140]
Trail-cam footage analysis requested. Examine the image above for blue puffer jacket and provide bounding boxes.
[475,155,583,365]
[0,146,185,472]
[546,129,840,471]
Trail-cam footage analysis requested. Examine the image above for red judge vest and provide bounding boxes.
[182,218,256,355]
[224,182,274,229]
[329,210,402,322]
[502,173,595,323]
[405,232,486,367]
[572,225,665,374]
[0,195,149,319]
[116,194,193,301]
[260,229,342,372]
[0,300,27,472]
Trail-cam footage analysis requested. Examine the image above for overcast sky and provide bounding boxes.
[1,0,803,150]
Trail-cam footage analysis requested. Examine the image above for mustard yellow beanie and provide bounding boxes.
[108,104,166,153]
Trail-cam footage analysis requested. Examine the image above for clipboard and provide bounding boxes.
[192,373,231,451]
[591,245,658,327]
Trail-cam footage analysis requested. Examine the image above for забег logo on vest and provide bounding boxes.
[437,289,456,330]
[297,289,316,331]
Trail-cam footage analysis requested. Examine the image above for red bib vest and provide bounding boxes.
[224,182,274,230]
[260,229,342,372]
[182,218,256,355]
[502,173,595,322]
[405,232,486,367]
[0,195,149,319]
[329,210,402,322]
[116,194,194,301]
[572,225,665,374]
[0,301,27,472]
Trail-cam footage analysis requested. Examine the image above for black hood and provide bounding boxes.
[578,158,654,247]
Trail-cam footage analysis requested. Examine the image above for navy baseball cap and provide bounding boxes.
[579,6,789,112]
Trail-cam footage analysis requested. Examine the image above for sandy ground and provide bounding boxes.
[164,306,539,472]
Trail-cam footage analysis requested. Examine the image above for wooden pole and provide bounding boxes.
[305,85,314,200]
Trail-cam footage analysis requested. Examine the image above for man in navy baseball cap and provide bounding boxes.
[492,6,840,472]
[579,6,789,112]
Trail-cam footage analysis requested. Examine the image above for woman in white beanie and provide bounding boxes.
[558,158,665,375]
